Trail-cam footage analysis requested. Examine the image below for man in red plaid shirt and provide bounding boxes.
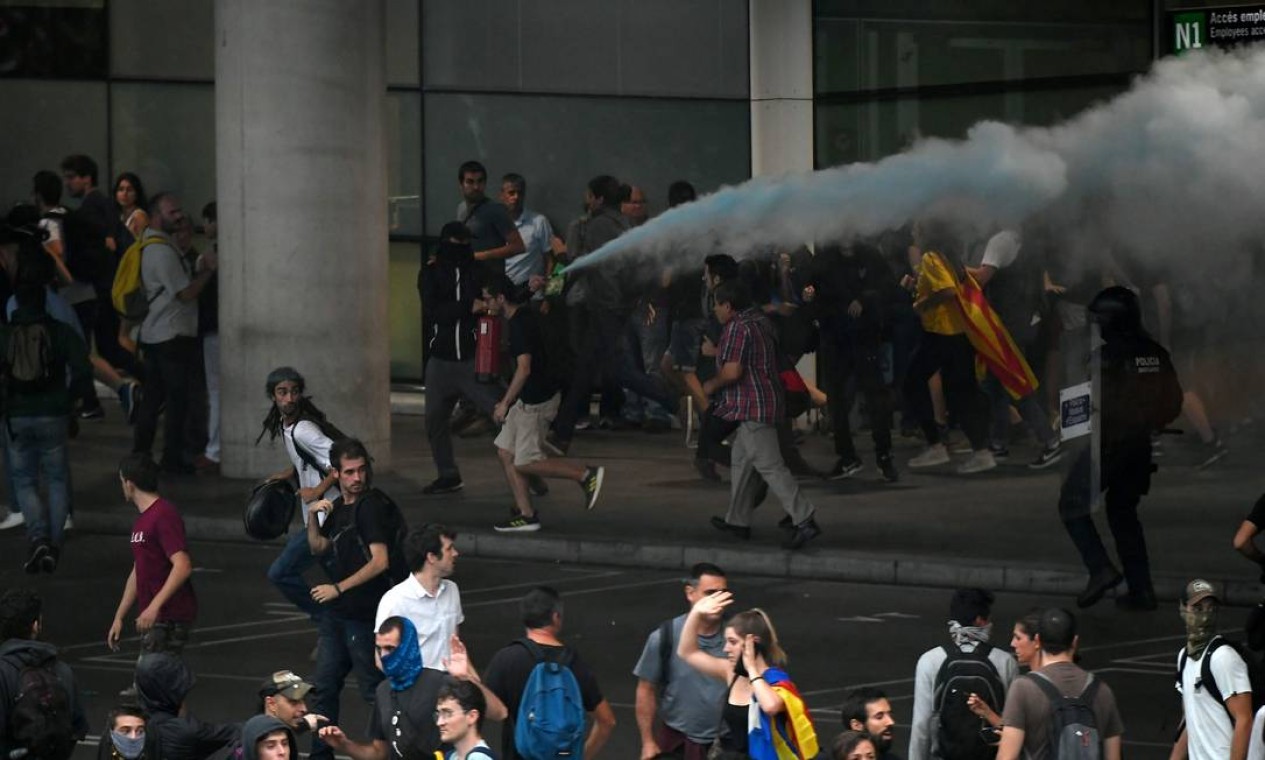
[702,279,822,550]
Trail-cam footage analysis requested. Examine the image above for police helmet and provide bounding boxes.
[1087,286,1142,336]
[244,479,298,540]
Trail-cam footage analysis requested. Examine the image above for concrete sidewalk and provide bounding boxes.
[47,401,1265,605]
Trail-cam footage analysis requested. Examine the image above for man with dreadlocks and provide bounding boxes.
[259,367,344,624]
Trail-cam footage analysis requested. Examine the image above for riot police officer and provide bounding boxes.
[1062,286,1182,612]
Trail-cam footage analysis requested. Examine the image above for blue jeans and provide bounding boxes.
[267,528,325,622]
[8,416,70,547]
[624,302,673,423]
[309,615,381,760]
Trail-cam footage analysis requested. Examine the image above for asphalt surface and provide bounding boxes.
[0,537,1209,760]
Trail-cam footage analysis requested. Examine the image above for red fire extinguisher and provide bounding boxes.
[475,313,502,383]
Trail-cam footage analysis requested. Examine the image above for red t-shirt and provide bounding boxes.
[130,498,197,623]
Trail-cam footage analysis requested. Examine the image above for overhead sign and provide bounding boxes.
[1170,5,1265,54]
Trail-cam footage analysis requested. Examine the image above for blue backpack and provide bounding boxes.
[513,639,586,760]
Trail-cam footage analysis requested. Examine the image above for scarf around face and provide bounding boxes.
[949,621,993,651]
[381,617,424,691]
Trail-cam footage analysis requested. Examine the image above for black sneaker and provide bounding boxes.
[494,513,542,533]
[828,458,863,480]
[40,545,59,574]
[694,458,721,483]
[782,518,823,550]
[527,475,549,497]
[24,543,50,574]
[580,466,605,510]
[878,454,899,483]
[1076,566,1124,608]
[422,476,464,495]
[1029,441,1065,470]
[78,404,105,420]
[988,444,1010,462]
[1115,589,1157,611]
[710,516,751,540]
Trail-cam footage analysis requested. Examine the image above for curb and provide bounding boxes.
[70,510,1262,607]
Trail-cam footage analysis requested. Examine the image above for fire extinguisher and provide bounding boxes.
[475,313,502,383]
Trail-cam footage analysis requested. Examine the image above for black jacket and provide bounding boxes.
[137,653,239,760]
[419,244,479,362]
[807,243,899,343]
[0,638,89,758]
[1098,332,1182,491]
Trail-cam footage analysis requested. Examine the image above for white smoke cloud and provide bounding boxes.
[572,45,1265,314]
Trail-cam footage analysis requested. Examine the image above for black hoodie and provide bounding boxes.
[419,240,479,362]
[136,653,238,760]
[0,638,89,758]
[240,715,295,760]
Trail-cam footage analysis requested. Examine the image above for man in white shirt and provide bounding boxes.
[499,173,557,288]
[1173,579,1254,760]
[260,367,341,624]
[375,524,464,670]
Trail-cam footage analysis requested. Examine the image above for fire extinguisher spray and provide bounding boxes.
[475,312,502,383]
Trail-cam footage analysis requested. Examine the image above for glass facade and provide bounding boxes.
[813,1,1154,166]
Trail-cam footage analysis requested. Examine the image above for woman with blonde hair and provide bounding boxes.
[678,591,819,759]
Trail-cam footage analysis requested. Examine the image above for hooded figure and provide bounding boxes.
[241,715,296,760]
[136,653,238,760]
[419,222,479,363]
[0,637,90,760]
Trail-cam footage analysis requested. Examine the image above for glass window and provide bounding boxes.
[389,240,424,380]
[0,3,107,79]
[422,92,750,236]
[815,84,1125,168]
[0,79,108,208]
[110,0,214,81]
[424,0,748,98]
[387,0,419,86]
[110,82,216,213]
[387,91,422,236]
[815,3,1152,94]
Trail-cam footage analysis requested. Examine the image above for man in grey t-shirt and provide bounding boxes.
[132,193,217,473]
[633,563,730,759]
[456,159,524,280]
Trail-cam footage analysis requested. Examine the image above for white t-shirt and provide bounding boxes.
[446,740,493,759]
[982,229,1021,270]
[283,419,339,525]
[375,575,464,671]
[37,206,65,246]
[1178,643,1253,760]
[1246,705,1265,760]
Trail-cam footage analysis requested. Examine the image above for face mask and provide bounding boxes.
[381,618,423,691]
[111,731,146,760]
[1183,606,1219,654]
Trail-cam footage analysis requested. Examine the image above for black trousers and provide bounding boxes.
[822,334,892,462]
[1058,446,1153,595]
[902,331,988,450]
[133,337,198,469]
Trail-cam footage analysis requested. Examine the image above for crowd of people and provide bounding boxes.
[0,152,1258,760]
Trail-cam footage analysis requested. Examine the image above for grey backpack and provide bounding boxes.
[1026,671,1101,760]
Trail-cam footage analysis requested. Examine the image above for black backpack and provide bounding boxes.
[5,653,77,760]
[352,488,409,586]
[43,208,111,284]
[1176,635,1265,720]
[932,643,1005,760]
[1027,671,1102,760]
[2,320,61,401]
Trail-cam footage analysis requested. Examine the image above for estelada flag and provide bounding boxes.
[923,250,1040,400]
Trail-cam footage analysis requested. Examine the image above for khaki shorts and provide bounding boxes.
[494,394,560,466]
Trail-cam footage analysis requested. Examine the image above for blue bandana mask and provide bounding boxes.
[111,731,146,760]
[381,617,423,691]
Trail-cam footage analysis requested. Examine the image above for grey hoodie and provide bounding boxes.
[240,716,295,760]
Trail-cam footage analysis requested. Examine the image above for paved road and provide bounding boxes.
[2,533,1205,760]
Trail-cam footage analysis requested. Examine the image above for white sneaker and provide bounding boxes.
[0,511,24,531]
[957,450,998,474]
[63,515,75,531]
[908,444,950,468]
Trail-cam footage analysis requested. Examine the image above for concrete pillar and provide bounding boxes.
[215,0,390,477]
[750,0,816,388]
[749,0,814,177]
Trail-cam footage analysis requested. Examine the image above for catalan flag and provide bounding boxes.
[922,250,1040,400]
[748,668,820,760]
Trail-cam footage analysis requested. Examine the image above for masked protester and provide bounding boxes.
[98,707,149,760]
[1172,580,1254,760]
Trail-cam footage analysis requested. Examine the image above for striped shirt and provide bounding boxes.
[713,308,783,424]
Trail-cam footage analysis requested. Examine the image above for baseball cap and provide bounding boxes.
[259,670,313,700]
[1183,578,1219,606]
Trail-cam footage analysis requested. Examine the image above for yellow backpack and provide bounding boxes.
[111,236,166,319]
